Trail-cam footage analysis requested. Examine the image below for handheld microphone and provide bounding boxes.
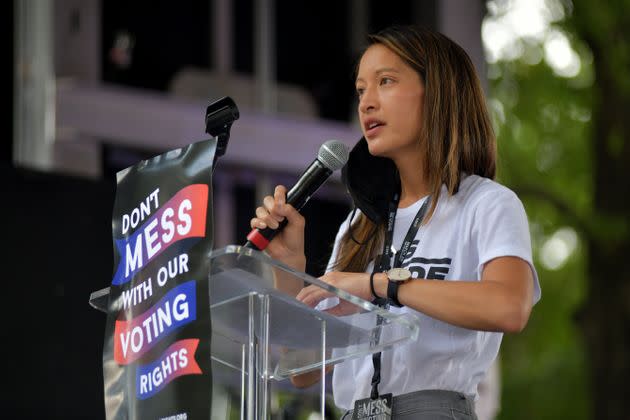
[244,139,349,250]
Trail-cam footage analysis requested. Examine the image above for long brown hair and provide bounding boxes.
[334,25,496,273]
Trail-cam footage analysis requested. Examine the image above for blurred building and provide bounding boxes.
[6,1,490,418]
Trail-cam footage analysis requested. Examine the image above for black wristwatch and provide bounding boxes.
[386,267,412,307]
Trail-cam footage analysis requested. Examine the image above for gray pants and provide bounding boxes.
[341,389,477,420]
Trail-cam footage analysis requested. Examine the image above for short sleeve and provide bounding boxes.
[473,188,541,304]
[325,210,356,273]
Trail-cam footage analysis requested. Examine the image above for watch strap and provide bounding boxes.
[387,279,404,307]
[370,271,388,305]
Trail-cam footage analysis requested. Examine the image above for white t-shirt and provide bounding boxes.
[325,174,541,410]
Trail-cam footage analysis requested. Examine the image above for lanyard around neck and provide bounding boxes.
[370,193,431,401]
[377,193,431,272]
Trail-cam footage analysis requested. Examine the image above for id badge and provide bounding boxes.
[352,393,393,420]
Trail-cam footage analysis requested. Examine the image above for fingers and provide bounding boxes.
[250,185,304,231]
[270,186,302,226]
[272,187,304,228]
[295,286,307,302]
[279,201,305,228]
[295,286,319,307]
[274,185,287,205]
[250,217,266,230]
[297,287,319,308]
[296,284,331,308]
[263,196,284,222]
[249,185,286,230]
[251,206,275,229]
[263,185,287,221]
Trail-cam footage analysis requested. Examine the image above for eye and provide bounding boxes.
[380,77,395,85]
[355,87,365,98]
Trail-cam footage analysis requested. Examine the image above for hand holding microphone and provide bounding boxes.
[245,140,349,257]
[248,185,306,263]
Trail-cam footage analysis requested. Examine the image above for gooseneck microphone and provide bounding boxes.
[244,139,349,250]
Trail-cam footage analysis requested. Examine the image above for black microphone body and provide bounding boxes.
[285,159,333,211]
[244,158,333,250]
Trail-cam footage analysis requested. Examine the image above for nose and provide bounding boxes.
[358,85,378,114]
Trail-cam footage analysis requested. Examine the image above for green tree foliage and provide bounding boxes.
[484,2,594,419]
[487,1,630,419]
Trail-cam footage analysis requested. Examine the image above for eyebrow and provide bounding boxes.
[356,67,400,83]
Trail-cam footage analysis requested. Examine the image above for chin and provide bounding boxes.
[365,140,390,158]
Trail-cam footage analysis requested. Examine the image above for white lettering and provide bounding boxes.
[178,254,189,273]
[151,311,159,339]
[157,301,172,332]
[141,279,153,300]
[161,353,173,377]
[139,348,190,396]
[157,254,190,287]
[177,199,192,235]
[125,235,144,277]
[158,267,168,287]
[122,214,130,235]
[157,266,168,287]
[121,188,161,235]
[152,365,163,387]
[140,198,151,221]
[168,258,178,278]
[145,218,161,259]
[131,326,143,354]
[140,373,148,394]
[149,188,160,209]
[130,208,140,230]
[178,348,188,368]
[120,331,130,358]
[161,208,175,243]
[121,278,153,309]
[173,294,189,321]
[117,288,193,361]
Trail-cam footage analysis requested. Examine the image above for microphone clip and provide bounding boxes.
[205,96,240,169]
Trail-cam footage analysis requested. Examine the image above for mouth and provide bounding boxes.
[363,119,385,137]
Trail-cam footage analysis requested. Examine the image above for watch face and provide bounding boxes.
[387,267,412,282]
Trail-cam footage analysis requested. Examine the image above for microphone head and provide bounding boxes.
[318,140,349,171]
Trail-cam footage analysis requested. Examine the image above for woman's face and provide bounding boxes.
[356,44,425,159]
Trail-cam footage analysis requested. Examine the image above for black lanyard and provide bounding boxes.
[370,193,431,400]
[378,193,430,272]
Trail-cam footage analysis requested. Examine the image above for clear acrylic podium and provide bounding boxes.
[91,245,421,419]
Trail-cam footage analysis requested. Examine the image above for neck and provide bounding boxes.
[393,152,430,208]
